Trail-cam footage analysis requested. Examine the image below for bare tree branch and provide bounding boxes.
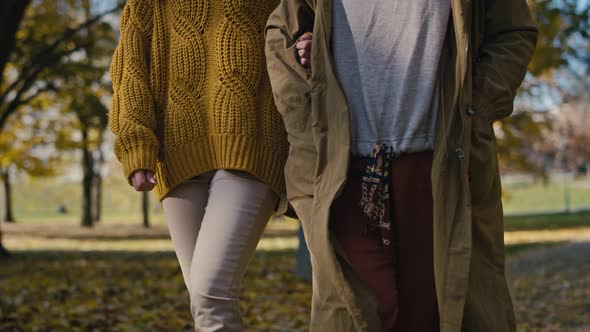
[15,84,57,109]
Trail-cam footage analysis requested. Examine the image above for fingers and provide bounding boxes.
[298,49,311,67]
[131,170,157,192]
[296,39,312,68]
[131,171,148,191]
[296,39,312,49]
[146,171,157,185]
[299,33,313,42]
[296,39,312,52]
[297,46,310,59]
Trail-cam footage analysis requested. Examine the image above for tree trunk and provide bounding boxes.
[142,191,150,228]
[0,235,9,259]
[92,131,105,222]
[0,168,10,257]
[93,172,102,222]
[81,128,94,227]
[0,0,29,257]
[0,194,10,258]
[0,0,32,85]
[1,168,15,223]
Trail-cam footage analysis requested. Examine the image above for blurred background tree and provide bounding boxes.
[0,110,58,223]
[50,0,117,227]
[498,0,590,178]
[0,0,123,255]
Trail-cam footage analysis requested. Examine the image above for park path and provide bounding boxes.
[505,227,590,245]
[508,240,590,332]
[1,221,299,251]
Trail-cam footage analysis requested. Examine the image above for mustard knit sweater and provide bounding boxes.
[109,0,287,201]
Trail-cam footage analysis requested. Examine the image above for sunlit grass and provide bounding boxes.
[503,177,590,214]
[3,174,590,225]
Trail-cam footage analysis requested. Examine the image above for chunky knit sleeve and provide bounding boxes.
[109,0,159,180]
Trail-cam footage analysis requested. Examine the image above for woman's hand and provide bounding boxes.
[296,33,312,68]
[130,169,157,191]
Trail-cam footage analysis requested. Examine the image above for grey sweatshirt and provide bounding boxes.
[332,0,451,157]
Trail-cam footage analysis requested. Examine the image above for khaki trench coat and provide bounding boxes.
[265,1,538,331]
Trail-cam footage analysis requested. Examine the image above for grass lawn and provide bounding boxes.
[3,175,590,225]
[502,177,590,214]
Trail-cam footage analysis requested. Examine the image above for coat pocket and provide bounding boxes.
[469,111,504,270]
[469,113,499,207]
[469,113,506,269]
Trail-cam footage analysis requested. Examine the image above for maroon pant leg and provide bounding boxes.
[391,151,439,332]
[330,160,399,332]
[330,153,439,332]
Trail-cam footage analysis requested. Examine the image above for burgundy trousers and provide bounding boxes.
[330,151,439,332]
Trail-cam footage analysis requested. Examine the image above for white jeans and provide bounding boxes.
[162,170,277,331]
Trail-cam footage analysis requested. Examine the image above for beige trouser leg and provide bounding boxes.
[162,170,277,332]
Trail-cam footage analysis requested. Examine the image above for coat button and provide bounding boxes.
[466,105,475,116]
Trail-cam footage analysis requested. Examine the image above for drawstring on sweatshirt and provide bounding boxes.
[359,144,397,247]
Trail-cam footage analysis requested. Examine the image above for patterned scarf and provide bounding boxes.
[359,144,396,247]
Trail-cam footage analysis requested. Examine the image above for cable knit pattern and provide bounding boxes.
[110,0,286,202]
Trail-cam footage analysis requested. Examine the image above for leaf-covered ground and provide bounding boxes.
[1,220,589,331]
[508,242,590,332]
[0,250,311,332]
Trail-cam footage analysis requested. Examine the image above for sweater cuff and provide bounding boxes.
[120,144,159,184]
